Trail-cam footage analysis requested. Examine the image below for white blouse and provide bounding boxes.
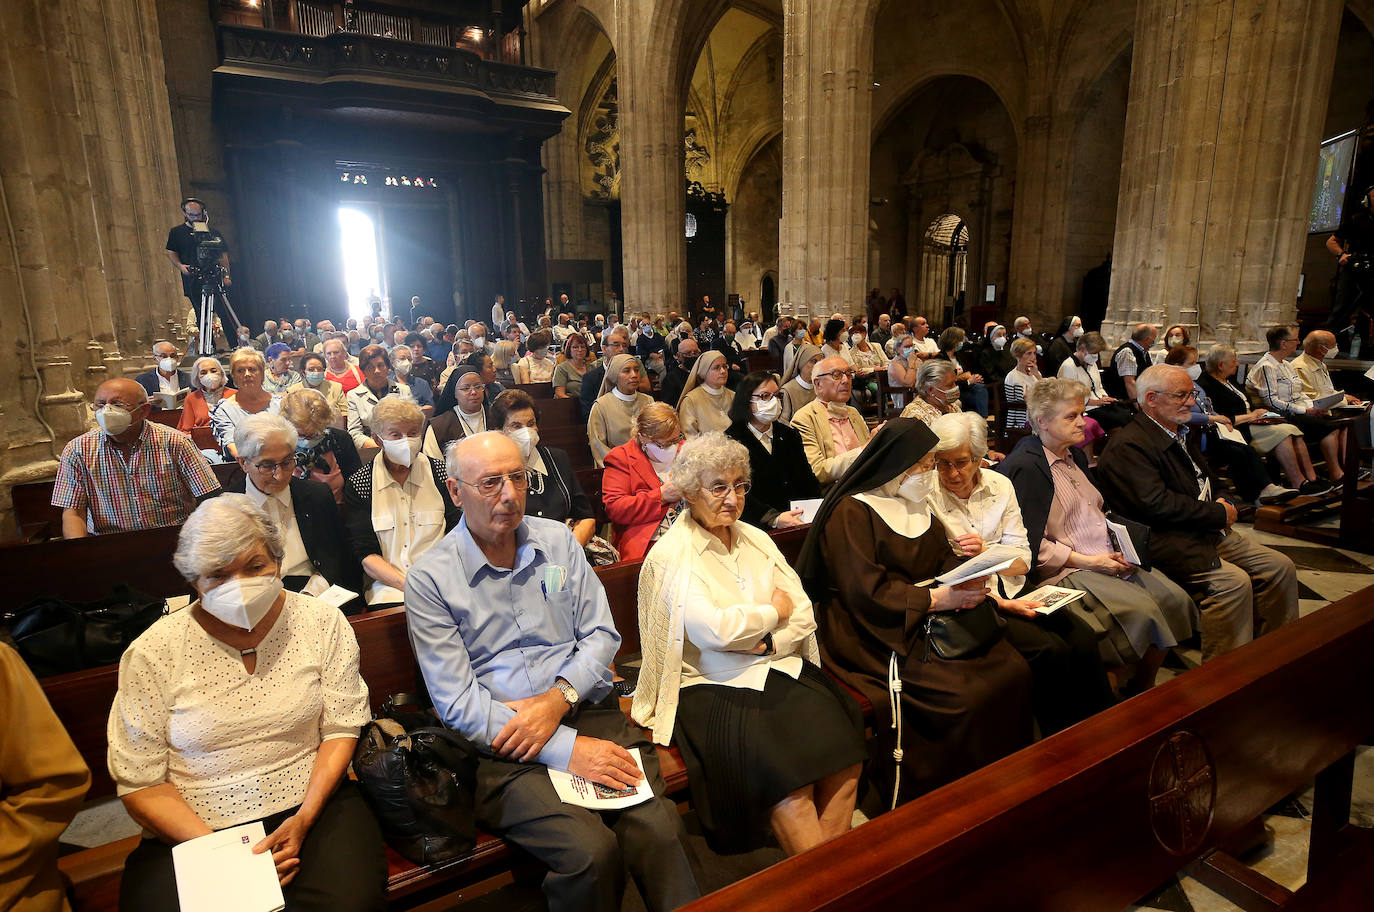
[107,595,370,830]
[679,521,814,690]
[925,469,1033,596]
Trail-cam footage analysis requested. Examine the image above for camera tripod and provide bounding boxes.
[195,275,244,356]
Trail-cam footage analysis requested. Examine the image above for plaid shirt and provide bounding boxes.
[51,421,220,534]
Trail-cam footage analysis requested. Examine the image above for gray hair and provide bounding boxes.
[190,356,225,392]
[672,431,751,500]
[1135,364,1183,406]
[1076,331,1106,354]
[914,359,957,394]
[371,396,424,435]
[237,413,299,464]
[1204,343,1236,372]
[390,344,413,362]
[173,494,285,582]
[929,412,988,459]
[1027,378,1089,430]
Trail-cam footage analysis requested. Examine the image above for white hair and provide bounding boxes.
[1204,343,1236,372]
[173,494,284,582]
[237,413,299,464]
[189,356,225,392]
[370,396,424,435]
[1135,364,1184,406]
[673,431,751,499]
[915,359,957,394]
[929,412,988,459]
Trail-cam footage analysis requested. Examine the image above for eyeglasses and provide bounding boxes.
[251,460,295,475]
[456,384,485,394]
[817,369,856,382]
[750,391,779,402]
[460,471,529,497]
[705,481,751,499]
[934,457,978,473]
[1155,390,1197,402]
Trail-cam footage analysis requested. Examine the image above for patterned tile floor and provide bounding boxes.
[63,524,1374,911]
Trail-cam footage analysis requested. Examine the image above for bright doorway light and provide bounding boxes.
[339,206,383,324]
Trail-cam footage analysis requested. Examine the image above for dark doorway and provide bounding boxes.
[760,274,777,322]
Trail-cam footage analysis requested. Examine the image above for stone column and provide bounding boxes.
[778,0,873,318]
[0,0,185,533]
[615,39,687,315]
[1103,0,1343,347]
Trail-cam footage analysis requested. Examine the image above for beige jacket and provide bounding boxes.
[790,397,871,486]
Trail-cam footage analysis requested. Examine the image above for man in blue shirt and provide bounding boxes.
[406,433,700,912]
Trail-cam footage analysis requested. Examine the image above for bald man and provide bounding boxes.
[790,356,872,486]
[1105,322,1156,401]
[405,433,699,912]
[51,378,220,537]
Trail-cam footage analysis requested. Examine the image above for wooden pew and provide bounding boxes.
[539,425,596,471]
[679,583,1374,912]
[532,395,583,429]
[512,382,554,400]
[1255,409,1374,555]
[744,350,781,374]
[576,467,610,527]
[146,408,183,428]
[9,480,63,542]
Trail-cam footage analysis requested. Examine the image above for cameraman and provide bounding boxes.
[164,198,231,302]
[1326,183,1374,352]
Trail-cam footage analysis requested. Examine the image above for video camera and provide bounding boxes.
[190,222,228,294]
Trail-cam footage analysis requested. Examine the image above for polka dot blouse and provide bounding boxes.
[107,594,370,830]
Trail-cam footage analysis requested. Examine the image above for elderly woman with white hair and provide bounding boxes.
[225,413,363,609]
[900,359,963,425]
[108,495,384,912]
[343,396,460,607]
[997,378,1197,693]
[210,347,281,458]
[676,349,735,436]
[178,355,234,433]
[925,412,1114,733]
[634,432,865,856]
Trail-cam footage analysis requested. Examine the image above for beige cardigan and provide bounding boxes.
[790,397,871,486]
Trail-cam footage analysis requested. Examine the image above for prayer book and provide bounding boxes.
[548,748,653,810]
[172,821,284,912]
[1020,585,1086,614]
[916,543,1023,587]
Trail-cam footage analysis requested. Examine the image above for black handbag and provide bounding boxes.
[351,693,480,865]
[922,598,1006,660]
[4,584,165,676]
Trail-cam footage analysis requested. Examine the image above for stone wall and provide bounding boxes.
[0,0,185,535]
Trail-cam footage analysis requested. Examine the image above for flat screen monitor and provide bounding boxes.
[1309,130,1358,234]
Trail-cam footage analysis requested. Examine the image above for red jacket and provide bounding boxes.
[602,439,672,562]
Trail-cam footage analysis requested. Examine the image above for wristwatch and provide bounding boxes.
[554,678,579,708]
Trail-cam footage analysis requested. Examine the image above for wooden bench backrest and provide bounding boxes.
[10,480,62,541]
[540,425,595,471]
[682,586,1374,912]
[744,350,781,374]
[512,382,554,400]
[37,523,816,800]
[532,396,582,429]
[146,409,183,428]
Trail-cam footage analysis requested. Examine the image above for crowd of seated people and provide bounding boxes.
[24,303,1374,912]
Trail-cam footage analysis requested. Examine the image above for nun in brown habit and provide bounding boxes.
[796,418,1034,809]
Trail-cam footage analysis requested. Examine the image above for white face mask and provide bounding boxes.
[991,335,1007,350]
[851,334,866,346]
[509,426,539,462]
[200,371,224,391]
[158,357,178,373]
[1070,326,1084,340]
[1185,364,1202,380]
[1168,335,1184,347]
[95,404,135,436]
[1083,353,1099,366]
[380,434,424,467]
[898,470,936,504]
[935,385,960,400]
[393,359,412,377]
[200,575,282,631]
[1320,347,1335,361]
[644,441,678,463]
[752,397,782,423]
[1019,329,1033,338]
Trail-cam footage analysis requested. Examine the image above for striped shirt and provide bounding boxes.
[1041,447,1114,581]
[1246,352,1313,416]
[51,422,220,534]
